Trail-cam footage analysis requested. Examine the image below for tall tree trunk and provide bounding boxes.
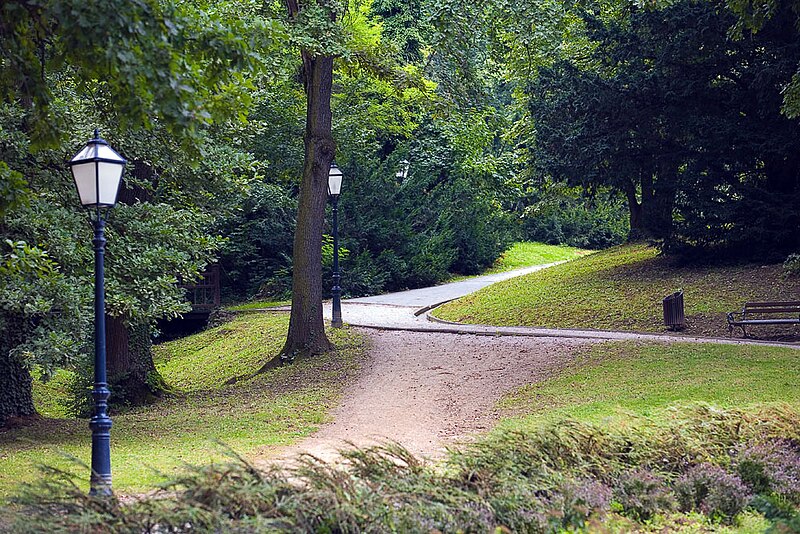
[277,51,336,362]
[0,314,36,427]
[624,180,645,241]
[625,171,677,241]
[106,314,164,406]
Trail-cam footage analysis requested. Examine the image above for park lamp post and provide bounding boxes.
[396,159,410,180]
[69,129,126,496]
[328,162,343,328]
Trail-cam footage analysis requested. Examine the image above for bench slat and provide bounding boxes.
[730,319,800,325]
[744,301,800,308]
[744,308,800,314]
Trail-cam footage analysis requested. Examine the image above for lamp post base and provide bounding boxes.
[331,285,343,328]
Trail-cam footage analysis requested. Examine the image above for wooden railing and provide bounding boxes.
[181,264,220,312]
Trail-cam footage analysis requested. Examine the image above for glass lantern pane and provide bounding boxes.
[70,144,97,162]
[97,162,124,205]
[328,174,343,195]
[71,162,98,206]
[96,144,125,163]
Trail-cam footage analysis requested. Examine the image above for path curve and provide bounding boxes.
[269,262,797,464]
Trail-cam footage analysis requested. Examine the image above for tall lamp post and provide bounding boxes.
[328,162,343,328]
[69,129,126,496]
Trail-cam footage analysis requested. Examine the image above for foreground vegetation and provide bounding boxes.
[0,314,365,499]
[6,338,800,532]
[433,243,800,337]
[9,404,799,532]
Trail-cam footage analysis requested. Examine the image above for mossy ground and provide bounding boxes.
[0,313,366,500]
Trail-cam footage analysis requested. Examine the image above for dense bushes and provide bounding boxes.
[12,404,800,532]
[520,186,628,250]
[219,115,519,301]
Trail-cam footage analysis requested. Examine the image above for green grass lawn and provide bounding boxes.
[433,242,800,337]
[484,241,591,274]
[445,242,590,283]
[0,313,365,500]
[496,340,800,431]
[223,299,290,311]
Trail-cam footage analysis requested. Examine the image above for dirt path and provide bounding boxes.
[273,329,594,462]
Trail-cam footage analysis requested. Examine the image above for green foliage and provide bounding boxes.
[433,243,800,336]
[784,254,800,276]
[528,0,800,255]
[727,0,800,117]
[0,162,27,216]
[105,203,222,323]
[9,405,800,531]
[0,0,282,149]
[521,184,628,249]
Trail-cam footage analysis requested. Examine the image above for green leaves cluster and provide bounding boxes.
[0,0,283,148]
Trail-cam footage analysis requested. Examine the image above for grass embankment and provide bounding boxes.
[483,241,591,274]
[223,300,290,312]
[444,241,590,283]
[433,242,800,337]
[497,340,800,430]
[0,313,365,499]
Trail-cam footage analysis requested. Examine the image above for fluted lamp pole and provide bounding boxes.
[328,162,343,328]
[69,129,126,496]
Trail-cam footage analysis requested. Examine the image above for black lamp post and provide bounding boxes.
[69,129,126,496]
[328,162,343,328]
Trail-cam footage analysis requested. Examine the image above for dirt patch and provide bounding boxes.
[268,329,594,463]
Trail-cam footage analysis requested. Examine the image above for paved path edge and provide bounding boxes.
[418,306,800,349]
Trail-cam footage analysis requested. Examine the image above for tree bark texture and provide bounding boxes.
[0,314,36,427]
[279,51,336,361]
[106,314,164,406]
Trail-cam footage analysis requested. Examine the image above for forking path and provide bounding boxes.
[322,262,799,348]
[275,260,797,464]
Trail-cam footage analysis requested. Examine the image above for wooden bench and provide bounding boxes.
[727,301,800,337]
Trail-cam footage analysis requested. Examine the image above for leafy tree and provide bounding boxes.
[727,0,800,117]
[0,0,279,423]
[529,0,800,251]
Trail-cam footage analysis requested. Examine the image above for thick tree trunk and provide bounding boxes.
[0,314,36,427]
[625,171,676,241]
[624,184,644,241]
[0,351,35,427]
[106,314,164,406]
[277,52,336,363]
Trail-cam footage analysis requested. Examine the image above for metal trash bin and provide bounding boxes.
[663,290,685,331]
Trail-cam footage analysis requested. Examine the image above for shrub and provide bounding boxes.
[734,439,800,502]
[614,468,675,521]
[552,478,612,530]
[675,463,751,523]
[784,254,800,277]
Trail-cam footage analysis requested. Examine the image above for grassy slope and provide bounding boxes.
[444,242,590,283]
[224,300,290,311]
[433,243,800,337]
[0,313,365,499]
[497,340,800,431]
[483,242,591,274]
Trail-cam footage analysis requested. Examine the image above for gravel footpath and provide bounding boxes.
[274,329,593,462]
